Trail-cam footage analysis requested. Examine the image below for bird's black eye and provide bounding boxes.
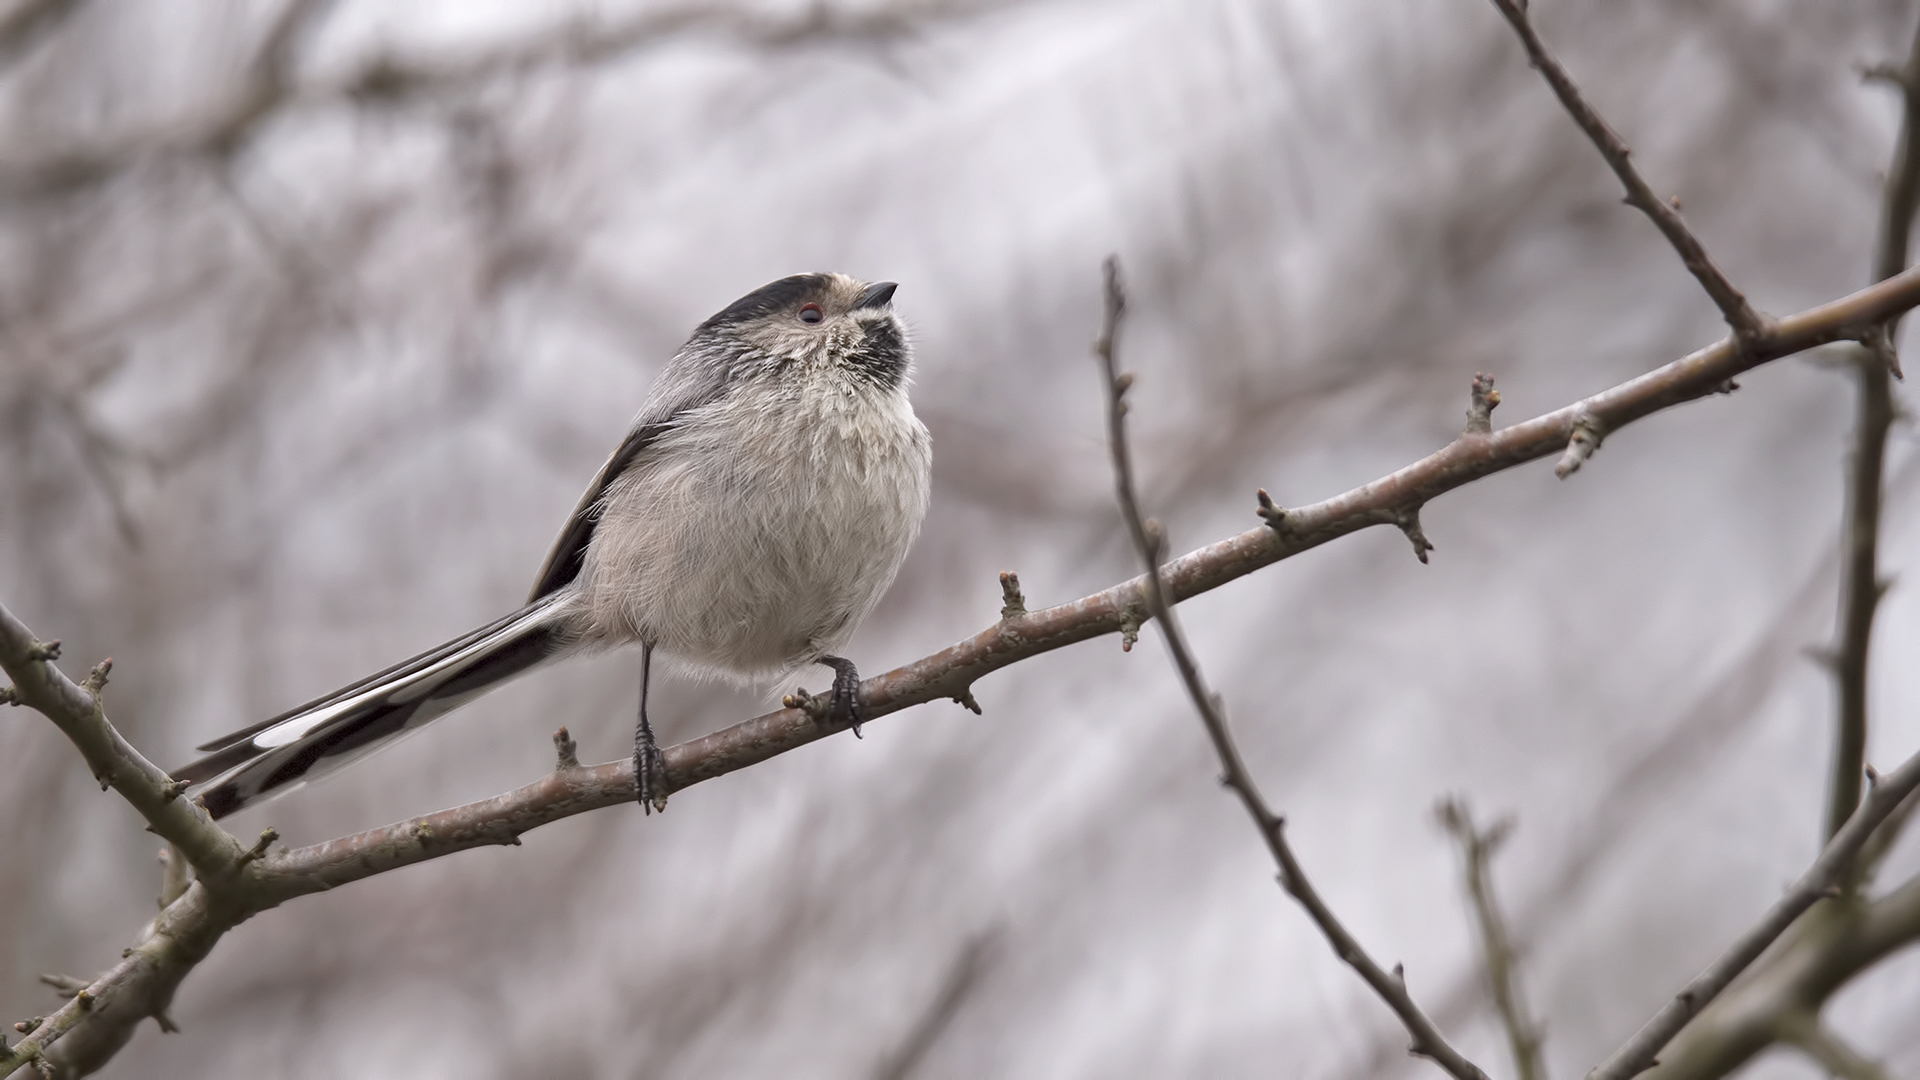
[798,303,824,324]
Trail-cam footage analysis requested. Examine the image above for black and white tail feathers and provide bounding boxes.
[174,595,574,819]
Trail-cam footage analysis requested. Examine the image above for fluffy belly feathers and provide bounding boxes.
[574,383,930,676]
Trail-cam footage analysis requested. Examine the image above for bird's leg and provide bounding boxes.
[635,642,666,813]
[817,655,864,737]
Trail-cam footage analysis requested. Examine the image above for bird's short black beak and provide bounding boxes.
[855,281,898,310]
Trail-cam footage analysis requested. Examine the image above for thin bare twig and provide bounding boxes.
[1483,0,1771,345]
[1824,352,1894,843]
[1824,19,1920,843]
[1860,783,1920,879]
[1643,865,1920,1076]
[1091,258,1489,1080]
[1437,799,1548,1080]
[1872,24,1920,295]
[1587,748,1920,1080]
[1778,1014,1894,1080]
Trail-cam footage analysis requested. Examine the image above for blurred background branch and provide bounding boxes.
[1438,798,1548,1080]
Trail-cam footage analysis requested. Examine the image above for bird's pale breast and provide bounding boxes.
[576,373,931,678]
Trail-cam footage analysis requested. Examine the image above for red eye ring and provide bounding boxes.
[798,303,824,324]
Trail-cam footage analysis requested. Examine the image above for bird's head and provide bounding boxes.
[692,272,908,390]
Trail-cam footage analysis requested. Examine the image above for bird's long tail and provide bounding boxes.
[173,595,574,819]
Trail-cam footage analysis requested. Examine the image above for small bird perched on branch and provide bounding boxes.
[176,273,932,818]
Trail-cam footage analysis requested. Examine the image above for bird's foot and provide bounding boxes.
[634,721,667,814]
[818,655,864,737]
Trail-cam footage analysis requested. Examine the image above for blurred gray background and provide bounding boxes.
[1,0,1917,1076]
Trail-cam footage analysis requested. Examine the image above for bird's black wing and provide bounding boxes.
[526,362,730,602]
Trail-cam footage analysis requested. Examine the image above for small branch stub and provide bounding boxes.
[25,639,59,662]
[782,688,831,723]
[1863,61,1911,89]
[552,727,579,771]
[1094,257,1125,361]
[998,571,1026,620]
[1398,507,1435,565]
[1255,488,1289,534]
[1554,416,1606,479]
[1861,322,1905,380]
[0,685,14,706]
[236,827,279,868]
[952,688,983,715]
[37,975,88,1000]
[80,659,112,698]
[1465,373,1501,435]
[1118,604,1143,653]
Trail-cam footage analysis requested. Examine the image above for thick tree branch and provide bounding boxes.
[253,763,625,902]
[1093,258,1488,1080]
[0,609,246,879]
[1483,0,1771,344]
[650,264,1920,797]
[3,885,229,1078]
[1438,799,1549,1080]
[1587,750,1920,1080]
